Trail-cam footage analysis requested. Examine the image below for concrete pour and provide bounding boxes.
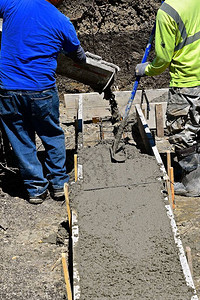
[71,143,194,299]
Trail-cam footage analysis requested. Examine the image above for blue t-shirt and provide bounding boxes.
[0,0,80,90]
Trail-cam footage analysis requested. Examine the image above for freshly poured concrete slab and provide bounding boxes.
[72,143,195,299]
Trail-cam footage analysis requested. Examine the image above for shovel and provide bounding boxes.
[110,22,156,163]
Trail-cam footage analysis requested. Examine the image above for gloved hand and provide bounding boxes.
[135,62,149,77]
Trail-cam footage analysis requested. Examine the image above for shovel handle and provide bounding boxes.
[112,22,156,156]
[125,22,156,116]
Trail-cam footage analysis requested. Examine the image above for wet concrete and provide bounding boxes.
[72,143,194,299]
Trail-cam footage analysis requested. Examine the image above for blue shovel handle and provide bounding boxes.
[124,22,156,117]
[111,22,156,156]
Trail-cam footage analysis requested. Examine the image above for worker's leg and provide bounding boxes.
[174,146,200,196]
[30,87,69,193]
[0,90,49,198]
[166,86,200,196]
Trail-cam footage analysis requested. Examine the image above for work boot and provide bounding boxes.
[174,166,200,197]
[174,181,200,197]
[174,182,187,196]
[174,146,200,197]
[50,188,65,201]
[176,145,198,172]
[28,190,49,205]
[181,167,200,197]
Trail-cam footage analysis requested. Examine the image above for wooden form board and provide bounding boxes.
[64,89,168,129]
[136,104,154,155]
[155,103,165,137]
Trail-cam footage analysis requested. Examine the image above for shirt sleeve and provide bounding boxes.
[145,8,176,76]
[61,17,80,54]
[66,45,86,63]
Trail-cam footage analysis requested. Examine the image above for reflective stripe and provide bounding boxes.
[160,2,200,51]
[175,30,200,51]
[160,3,187,41]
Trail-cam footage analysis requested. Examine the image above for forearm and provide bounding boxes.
[145,56,170,76]
[66,45,86,64]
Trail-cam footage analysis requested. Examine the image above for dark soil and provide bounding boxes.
[1,194,69,300]
[56,0,170,94]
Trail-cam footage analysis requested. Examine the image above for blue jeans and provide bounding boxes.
[0,87,69,197]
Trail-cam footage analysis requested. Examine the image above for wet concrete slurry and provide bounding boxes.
[72,143,194,299]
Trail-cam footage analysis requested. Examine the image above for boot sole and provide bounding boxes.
[175,190,200,197]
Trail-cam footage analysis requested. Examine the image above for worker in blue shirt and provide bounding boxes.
[0,0,86,204]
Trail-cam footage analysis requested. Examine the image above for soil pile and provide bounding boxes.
[57,0,170,94]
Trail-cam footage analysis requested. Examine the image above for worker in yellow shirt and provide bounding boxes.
[135,0,200,197]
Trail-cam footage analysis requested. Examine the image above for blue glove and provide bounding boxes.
[135,62,149,77]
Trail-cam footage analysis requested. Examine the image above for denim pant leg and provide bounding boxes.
[31,88,69,190]
[0,92,49,197]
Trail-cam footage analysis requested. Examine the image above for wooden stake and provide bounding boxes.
[165,151,174,208]
[92,117,100,123]
[74,154,78,182]
[186,246,193,277]
[51,257,62,271]
[155,104,164,137]
[167,150,171,177]
[99,118,104,141]
[142,108,146,117]
[170,167,175,209]
[62,253,72,300]
[141,103,146,119]
[64,183,72,233]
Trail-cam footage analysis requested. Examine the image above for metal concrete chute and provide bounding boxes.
[56,51,120,94]
[57,51,121,124]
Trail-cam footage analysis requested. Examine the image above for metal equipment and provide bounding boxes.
[57,51,121,123]
[57,51,119,93]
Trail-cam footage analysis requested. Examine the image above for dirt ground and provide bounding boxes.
[1,193,68,300]
[173,196,200,295]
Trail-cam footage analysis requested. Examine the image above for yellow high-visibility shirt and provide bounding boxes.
[145,0,200,87]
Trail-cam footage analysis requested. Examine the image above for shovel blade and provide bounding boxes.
[110,144,127,163]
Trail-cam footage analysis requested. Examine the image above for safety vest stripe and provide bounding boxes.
[175,30,200,51]
[160,2,200,51]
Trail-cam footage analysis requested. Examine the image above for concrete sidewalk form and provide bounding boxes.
[71,142,196,299]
